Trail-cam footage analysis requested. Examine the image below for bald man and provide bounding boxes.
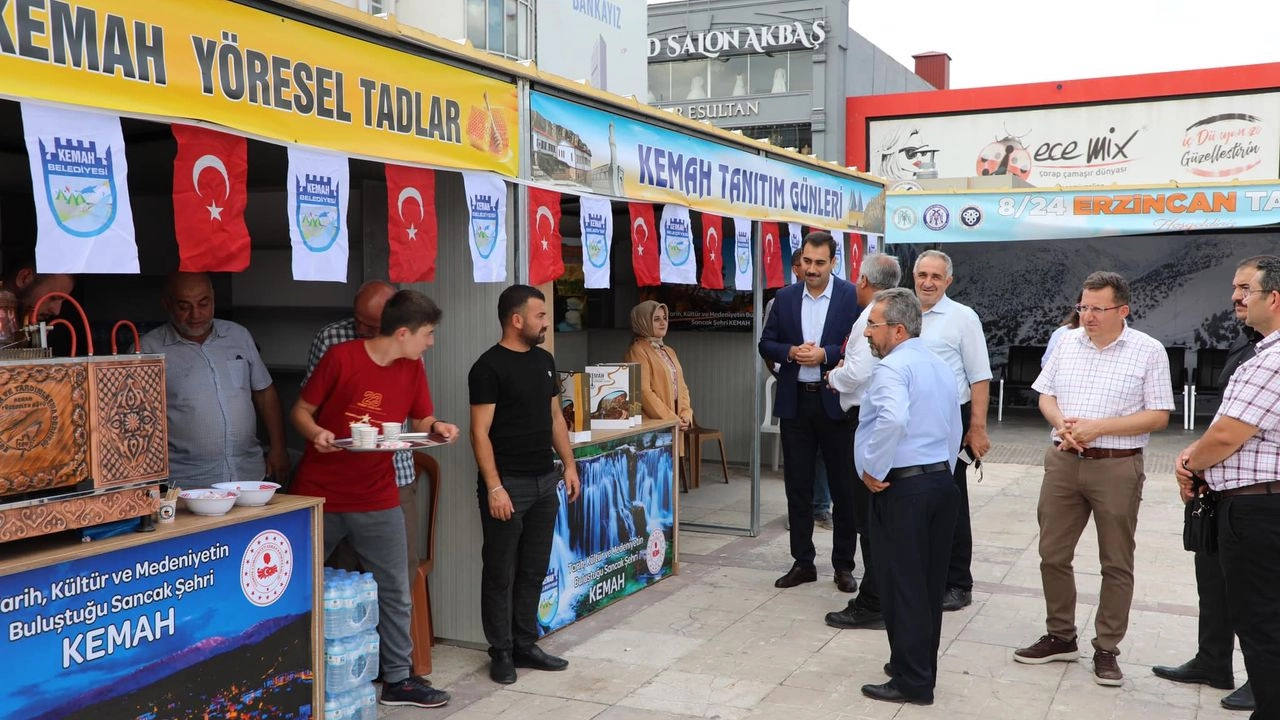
[140,272,289,488]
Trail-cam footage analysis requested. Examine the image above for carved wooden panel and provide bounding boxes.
[0,362,88,494]
[88,358,169,487]
[0,487,158,543]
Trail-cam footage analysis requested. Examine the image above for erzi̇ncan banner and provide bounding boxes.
[0,0,519,176]
[885,182,1280,244]
[529,92,882,229]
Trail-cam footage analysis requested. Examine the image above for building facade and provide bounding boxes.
[648,0,931,163]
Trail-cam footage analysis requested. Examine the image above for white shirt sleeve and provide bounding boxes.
[827,306,874,410]
[959,307,993,385]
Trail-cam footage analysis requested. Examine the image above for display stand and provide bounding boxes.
[537,419,679,635]
[0,495,324,719]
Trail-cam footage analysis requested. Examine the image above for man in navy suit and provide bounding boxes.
[759,231,862,592]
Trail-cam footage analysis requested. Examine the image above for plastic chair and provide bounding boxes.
[685,417,729,488]
[761,375,782,470]
[410,453,441,676]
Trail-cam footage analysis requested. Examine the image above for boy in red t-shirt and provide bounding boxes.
[291,290,459,709]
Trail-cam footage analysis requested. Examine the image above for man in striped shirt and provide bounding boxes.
[1012,271,1174,687]
[1182,256,1280,719]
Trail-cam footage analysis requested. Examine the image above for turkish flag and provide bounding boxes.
[700,213,724,289]
[172,125,250,271]
[848,232,864,282]
[385,164,437,283]
[528,187,564,285]
[629,202,659,286]
[761,221,784,289]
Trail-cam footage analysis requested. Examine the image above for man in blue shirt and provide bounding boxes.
[855,287,961,706]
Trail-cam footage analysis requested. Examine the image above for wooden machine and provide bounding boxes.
[0,293,165,542]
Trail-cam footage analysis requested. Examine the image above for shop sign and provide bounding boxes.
[885,182,1280,244]
[0,509,315,718]
[530,91,881,230]
[648,19,827,59]
[669,100,760,120]
[868,91,1280,187]
[538,428,675,634]
[0,0,520,176]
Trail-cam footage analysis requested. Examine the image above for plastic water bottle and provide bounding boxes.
[325,635,354,694]
[353,683,378,720]
[355,572,379,632]
[323,573,347,638]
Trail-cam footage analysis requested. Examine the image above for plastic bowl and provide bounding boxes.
[178,489,239,516]
[212,481,281,507]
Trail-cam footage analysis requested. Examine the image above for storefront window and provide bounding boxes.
[710,55,750,98]
[670,59,709,101]
[738,123,813,153]
[648,64,671,103]
[465,0,532,61]
[749,53,788,94]
[788,52,813,94]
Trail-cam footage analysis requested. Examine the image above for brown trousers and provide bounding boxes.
[1037,448,1145,654]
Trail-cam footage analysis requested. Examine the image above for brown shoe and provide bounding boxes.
[1092,649,1123,686]
[1012,634,1079,664]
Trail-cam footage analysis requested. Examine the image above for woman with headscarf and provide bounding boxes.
[624,300,692,431]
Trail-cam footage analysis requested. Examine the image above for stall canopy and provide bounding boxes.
[0,0,520,177]
[883,180,1280,244]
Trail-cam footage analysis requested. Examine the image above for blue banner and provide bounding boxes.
[538,428,676,635]
[885,182,1280,244]
[1,509,315,720]
[529,92,882,230]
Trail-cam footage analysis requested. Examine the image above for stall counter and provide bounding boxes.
[0,494,324,719]
[538,418,679,636]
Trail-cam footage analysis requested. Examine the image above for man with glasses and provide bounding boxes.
[855,287,960,706]
[1157,255,1278,712]
[1178,256,1280,718]
[913,249,992,612]
[1013,271,1173,686]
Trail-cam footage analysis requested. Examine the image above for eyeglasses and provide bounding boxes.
[1073,304,1125,315]
[865,321,901,329]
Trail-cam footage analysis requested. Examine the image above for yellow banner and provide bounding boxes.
[0,0,520,176]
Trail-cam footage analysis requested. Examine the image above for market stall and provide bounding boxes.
[0,494,324,718]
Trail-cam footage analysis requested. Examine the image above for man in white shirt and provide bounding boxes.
[1013,271,1173,687]
[913,250,992,612]
[824,253,902,630]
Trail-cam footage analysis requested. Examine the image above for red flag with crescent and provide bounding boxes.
[385,164,437,283]
[760,221,784,289]
[172,125,250,271]
[700,213,724,289]
[528,187,564,285]
[848,232,864,281]
[629,202,660,286]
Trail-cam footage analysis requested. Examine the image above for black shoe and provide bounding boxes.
[941,586,972,612]
[860,681,932,706]
[825,604,884,630]
[1151,659,1234,690]
[774,565,817,588]
[488,649,517,684]
[1222,681,1255,711]
[380,676,450,708]
[834,570,858,594]
[513,644,569,671]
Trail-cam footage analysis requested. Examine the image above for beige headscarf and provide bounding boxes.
[630,300,668,347]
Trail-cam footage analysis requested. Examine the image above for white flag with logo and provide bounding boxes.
[732,216,753,292]
[786,222,803,283]
[288,146,349,282]
[831,229,845,279]
[462,171,508,282]
[659,204,695,285]
[580,194,614,289]
[866,233,881,255]
[22,103,138,273]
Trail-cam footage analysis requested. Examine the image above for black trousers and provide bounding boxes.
[1219,494,1280,719]
[849,417,879,611]
[871,468,958,701]
[1194,548,1235,674]
[947,402,974,591]
[477,469,560,652]
[779,389,856,572]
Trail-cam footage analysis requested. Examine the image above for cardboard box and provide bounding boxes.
[585,364,633,429]
[557,370,592,442]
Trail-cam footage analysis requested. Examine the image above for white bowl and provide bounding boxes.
[212,481,280,507]
[179,489,239,516]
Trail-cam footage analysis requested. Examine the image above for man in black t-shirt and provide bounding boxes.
[469,284,582,685]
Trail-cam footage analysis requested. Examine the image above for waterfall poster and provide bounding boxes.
[538,428,676,635]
